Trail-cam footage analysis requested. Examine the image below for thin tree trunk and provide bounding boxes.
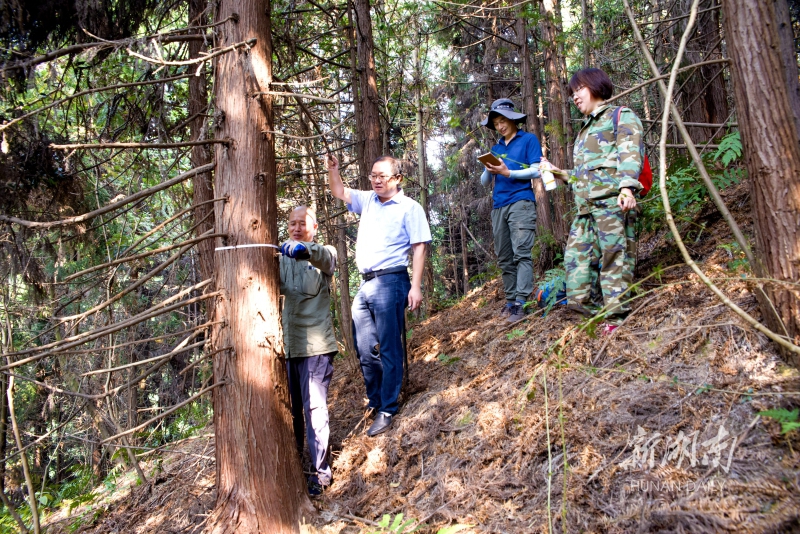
[581,0,594,66]
[721,0,800,360]
[775,0,800,138]
[353,0,382,187]
[189,0,216,284]
[517,16,553,271]
[414,37,434,310]
[0,373,7,496]
[209,0,314,530]
[460,202,469,295]
[346,1,366,185]
[7,375,39,534]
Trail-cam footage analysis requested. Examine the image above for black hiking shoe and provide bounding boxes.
[499,303,514,318]
[506,302,527,323]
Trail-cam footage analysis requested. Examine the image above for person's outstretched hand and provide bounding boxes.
[280,240,308,259]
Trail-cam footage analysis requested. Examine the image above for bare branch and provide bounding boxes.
[178,346,231,375]
[0,16,237,73]
[0,74,195,133]
[50,140,230,150]
[1,282,217,366]
[0,163,215,229]
[55,321,222,355]
[253,91,339,104]
[126,38,256,66]
[606,58,731,106]
[81,340,207,376]
[99,382,225,444]
[622,0,755,269]
[264,114,354,139]
[63,232,225,282]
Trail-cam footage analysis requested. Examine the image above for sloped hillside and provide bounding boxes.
[321,182,800,533]
[46,183,800,533]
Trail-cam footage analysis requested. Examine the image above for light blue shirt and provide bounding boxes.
[480,165,541,187]
[347,189,432,273]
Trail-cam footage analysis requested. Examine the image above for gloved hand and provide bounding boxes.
[280,240,309,259]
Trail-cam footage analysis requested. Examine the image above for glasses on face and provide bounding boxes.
[368,173,397,183]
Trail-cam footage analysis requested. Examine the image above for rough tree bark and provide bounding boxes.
[721,0,800,361]
[189,0,215,283]
[353,0,382,188]
[581,0,594,66]
[517,16,554,271]
[540,0,573,246]
[209,0,314,531]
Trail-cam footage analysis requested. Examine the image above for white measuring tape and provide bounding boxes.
[214,244,280,252]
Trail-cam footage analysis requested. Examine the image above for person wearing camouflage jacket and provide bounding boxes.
[547,68,644,331]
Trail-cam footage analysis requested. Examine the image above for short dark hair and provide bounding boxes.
[372,155,402,176]
[568,68,613,100]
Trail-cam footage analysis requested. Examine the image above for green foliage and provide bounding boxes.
[717,241,750,272]
[640,132,746,233]
[365,512,471,534]
[437,353,461,366]
[537,268,567,310]
[368,513,419,533]
[759,408,800,434]
[713,132,743,166]
[456,410,474,426]
[141,399,212,447]
[506,329,525,341]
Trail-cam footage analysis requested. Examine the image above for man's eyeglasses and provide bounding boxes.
[368,173,398,182]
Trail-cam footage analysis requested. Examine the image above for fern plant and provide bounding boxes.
[759,408,800,434]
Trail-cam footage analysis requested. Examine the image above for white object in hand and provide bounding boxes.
[540,161,557,191]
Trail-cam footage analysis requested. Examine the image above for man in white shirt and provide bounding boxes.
[327,154,431,436]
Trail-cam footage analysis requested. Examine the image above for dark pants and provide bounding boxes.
[286,353,335,485]
[491,199,537,303]
[351,271,410,415]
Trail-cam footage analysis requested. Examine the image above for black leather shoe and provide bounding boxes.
[367,413,393,436]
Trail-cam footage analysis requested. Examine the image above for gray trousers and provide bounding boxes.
[286,353,335,485]
[491,199,537,303]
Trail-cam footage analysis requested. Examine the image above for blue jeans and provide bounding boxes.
[286,353,335,485]
[351,272,410,415]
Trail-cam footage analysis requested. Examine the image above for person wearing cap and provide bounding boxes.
[279,205,338,496]
[326,154,431,437]
[480,98,543,322]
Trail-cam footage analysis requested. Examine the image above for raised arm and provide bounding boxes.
[326,155,351,204]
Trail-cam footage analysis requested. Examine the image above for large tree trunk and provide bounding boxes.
[540,0,573,246]
[722,0,800,362]
[209,0,314,531]
[353,0,382,188]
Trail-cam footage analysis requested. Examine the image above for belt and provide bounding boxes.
[361,266,408,281]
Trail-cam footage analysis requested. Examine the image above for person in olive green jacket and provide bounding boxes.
[279,205,338,496]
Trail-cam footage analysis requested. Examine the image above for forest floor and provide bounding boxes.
[43,182,800,533]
